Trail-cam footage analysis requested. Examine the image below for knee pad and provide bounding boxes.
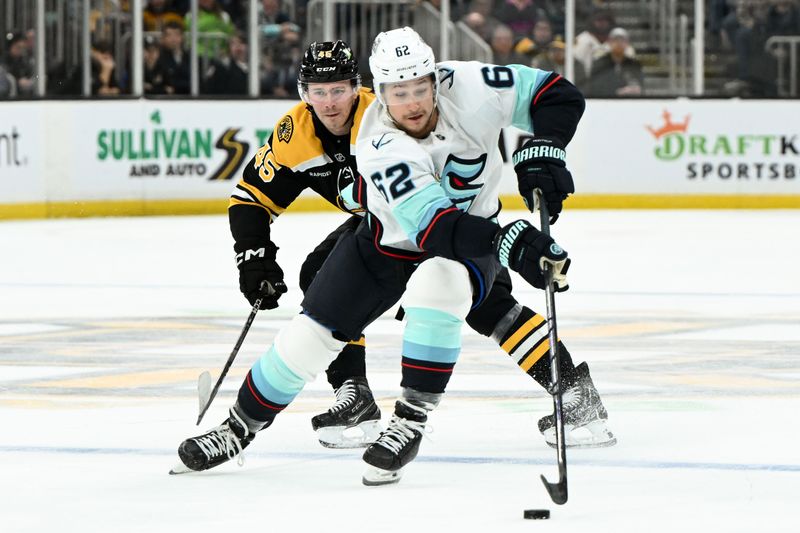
[403,258,472,320]
[274,313,346,382]
[402,259,469,369]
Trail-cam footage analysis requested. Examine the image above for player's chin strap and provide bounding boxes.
[533,189,569,506]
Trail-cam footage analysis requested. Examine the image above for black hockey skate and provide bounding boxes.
[362,400,428,486]
[539,362,617,448]
[311,377,382,448]
[171,407,255,474]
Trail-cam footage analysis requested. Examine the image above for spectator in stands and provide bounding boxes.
[144,0,184,31]
[533,17,554,47]
[159,21,190,94]
[512,17,554,60]
[709,0,737,48]
[466,0,498,21]
[91,39,122,95]
[574,8,614,77]
[0,64,16,98]
[765,0,800,36]
[537,0,601,35]
[585,27,643,97]
[531,33,565,75]
[143,34,168,94]
[530,17,554,58]
[184,0,235,59]
[462,11,490,40]
[492,0,546,38]
[723,0,799,96]
[260,25,301,97]
[424,0,469,20]
[460,0,501,41]
[489,23,529,64]
[721,0,772,95]
[218,0,245,28]
[257,0,296,39]
[204,32,249,95]
[293,0,310,30]
[4,32,35,96]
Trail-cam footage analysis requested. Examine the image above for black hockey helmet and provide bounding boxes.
[298,40,360,86]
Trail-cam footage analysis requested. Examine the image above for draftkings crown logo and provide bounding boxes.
[646,109,691,140]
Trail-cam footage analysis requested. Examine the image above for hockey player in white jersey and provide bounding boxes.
[174,27,613,485]
[353,27,614,484]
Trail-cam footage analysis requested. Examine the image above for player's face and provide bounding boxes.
[383,76,437,138]
[306,81,358,135]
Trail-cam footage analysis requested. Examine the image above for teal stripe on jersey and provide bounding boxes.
[507,64,552,132]
[392,183,453,242]
[402,340,460,363]
[250,344,304,405]
[403,307,463,348]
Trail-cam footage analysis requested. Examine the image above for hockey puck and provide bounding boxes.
[523,509,550,520]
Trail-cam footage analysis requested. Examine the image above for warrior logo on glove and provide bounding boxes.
[492,220,571,292]
[513,137,574,221]
[512,144,566,165]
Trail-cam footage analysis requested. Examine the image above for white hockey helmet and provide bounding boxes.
[369,27,438,105]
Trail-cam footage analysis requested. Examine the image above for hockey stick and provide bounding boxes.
[535,191,569,505]
[196,281,272,425]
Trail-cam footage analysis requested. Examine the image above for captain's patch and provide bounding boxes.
[277,116,293,143]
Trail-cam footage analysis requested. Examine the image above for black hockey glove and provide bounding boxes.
[493,220,570,292]
[513,137,574,223]
[236,246,287,309]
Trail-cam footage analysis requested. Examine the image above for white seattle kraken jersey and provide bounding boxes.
[356,60,553,252]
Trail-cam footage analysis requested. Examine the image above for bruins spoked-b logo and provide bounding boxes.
[277,115,293,143]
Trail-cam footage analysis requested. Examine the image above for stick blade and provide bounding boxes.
[540,474,568,505]
[196,371,213,424]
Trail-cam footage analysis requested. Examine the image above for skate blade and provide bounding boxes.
[317,420,383,449]
[362,465,404,486]
[168,462,195,475]
[544,420,618,449]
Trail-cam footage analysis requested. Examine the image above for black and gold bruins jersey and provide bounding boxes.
[229,87,375,251]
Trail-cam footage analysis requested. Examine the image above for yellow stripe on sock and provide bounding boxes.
[501,314,545,353]
[519,337,559,372]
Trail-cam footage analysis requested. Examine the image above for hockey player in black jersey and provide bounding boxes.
[176,35,614,479]
[227,40,383,449]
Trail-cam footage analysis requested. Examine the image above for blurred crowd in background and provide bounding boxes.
[1,0,799,99]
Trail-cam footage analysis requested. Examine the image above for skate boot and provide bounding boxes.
[539,362,617,448]
[311,377,382,448]
[172,407,258,474]
[362,400,429,486]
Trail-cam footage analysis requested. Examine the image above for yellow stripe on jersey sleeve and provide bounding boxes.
[235,180,286,216]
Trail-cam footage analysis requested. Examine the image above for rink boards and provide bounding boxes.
[2,98,800,219]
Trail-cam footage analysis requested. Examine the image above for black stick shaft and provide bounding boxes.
[536,192,569,505]
[196,296,262,425]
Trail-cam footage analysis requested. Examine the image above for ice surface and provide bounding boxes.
[1,210,798,532]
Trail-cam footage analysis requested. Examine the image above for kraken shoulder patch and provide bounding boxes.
[277,115,294,143]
